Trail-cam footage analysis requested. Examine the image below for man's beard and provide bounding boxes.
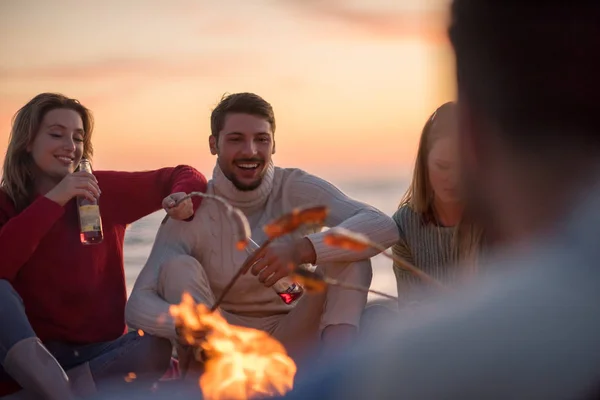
[221,158,267,192]
[229,173,264,191]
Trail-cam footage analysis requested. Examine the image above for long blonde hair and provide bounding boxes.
[400,101,483,268]
[1,93,94,212]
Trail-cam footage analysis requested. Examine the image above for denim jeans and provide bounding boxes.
[0,279,173,396]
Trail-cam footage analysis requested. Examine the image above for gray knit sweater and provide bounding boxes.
[391,205,461,303]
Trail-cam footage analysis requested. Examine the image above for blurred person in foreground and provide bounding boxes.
[125,93,399,382]
[281,1,600,399]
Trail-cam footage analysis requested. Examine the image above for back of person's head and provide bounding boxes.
[210,92,276,139]
[449,1,600,155]
[449,1,600,243]
[1,93,94,211]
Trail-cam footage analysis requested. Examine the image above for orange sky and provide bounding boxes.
[0,0,455,182]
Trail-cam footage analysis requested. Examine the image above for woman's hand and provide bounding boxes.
[163,192,194,220]
[45,171,101,206]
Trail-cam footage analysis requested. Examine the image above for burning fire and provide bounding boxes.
[169,293,297,400]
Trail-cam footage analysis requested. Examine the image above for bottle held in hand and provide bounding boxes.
[77,159,103,245]
[273,277,305,305]
[247,239,304,305]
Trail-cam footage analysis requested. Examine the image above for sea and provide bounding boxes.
[122,178,407,302]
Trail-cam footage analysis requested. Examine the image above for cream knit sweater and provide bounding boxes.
[125,162,400,339]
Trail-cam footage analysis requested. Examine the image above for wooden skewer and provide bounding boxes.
[373,245,448,291]
[210,239,273,312]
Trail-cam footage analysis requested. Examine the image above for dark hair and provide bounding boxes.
[210,93,276,138]
[449,1,600,151]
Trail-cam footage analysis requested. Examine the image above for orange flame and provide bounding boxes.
[263,206,328,239]
[169,293,297,400]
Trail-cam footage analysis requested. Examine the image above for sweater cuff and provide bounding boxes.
[306,231,346,264]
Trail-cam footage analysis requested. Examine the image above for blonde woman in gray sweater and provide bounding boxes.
[392,102,483,307]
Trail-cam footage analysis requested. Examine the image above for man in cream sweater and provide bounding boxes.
[125,92,399,371]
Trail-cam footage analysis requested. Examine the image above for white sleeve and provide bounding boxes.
[289,172,400,263]
[125,215,199,340]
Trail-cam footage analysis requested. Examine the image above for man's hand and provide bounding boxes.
[250,238,317,287]
[163,192,194,221]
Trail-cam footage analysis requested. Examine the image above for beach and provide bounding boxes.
[123,178,407,302]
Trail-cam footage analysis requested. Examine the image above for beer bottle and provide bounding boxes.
[77,159,103,245]
[246,238,304,305]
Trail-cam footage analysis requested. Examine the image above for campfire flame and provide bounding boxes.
[169,293,297,400]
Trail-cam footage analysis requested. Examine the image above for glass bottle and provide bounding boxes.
[77,159,103,245]
[246,238,304,305]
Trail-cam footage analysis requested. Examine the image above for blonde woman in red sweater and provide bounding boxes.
[0,93,207,399]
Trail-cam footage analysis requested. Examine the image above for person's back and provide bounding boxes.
[281,0,600,398]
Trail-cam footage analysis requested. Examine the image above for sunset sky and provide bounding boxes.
[0,0,455,182]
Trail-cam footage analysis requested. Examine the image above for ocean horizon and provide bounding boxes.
[123,178,408,302]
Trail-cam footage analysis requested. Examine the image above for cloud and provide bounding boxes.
[0,52,263,108]
[0,53,254,83]
[279,0,448,43]
[0,50,265,121]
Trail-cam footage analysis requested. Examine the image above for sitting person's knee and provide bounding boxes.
[323,259,373,284]
[158,255,203,302]
[159,255,202,282]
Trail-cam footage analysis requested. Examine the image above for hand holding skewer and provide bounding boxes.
[211,205,329,311]
[161,191,251,250]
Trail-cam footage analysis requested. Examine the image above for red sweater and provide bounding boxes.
[0,166,207,345]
